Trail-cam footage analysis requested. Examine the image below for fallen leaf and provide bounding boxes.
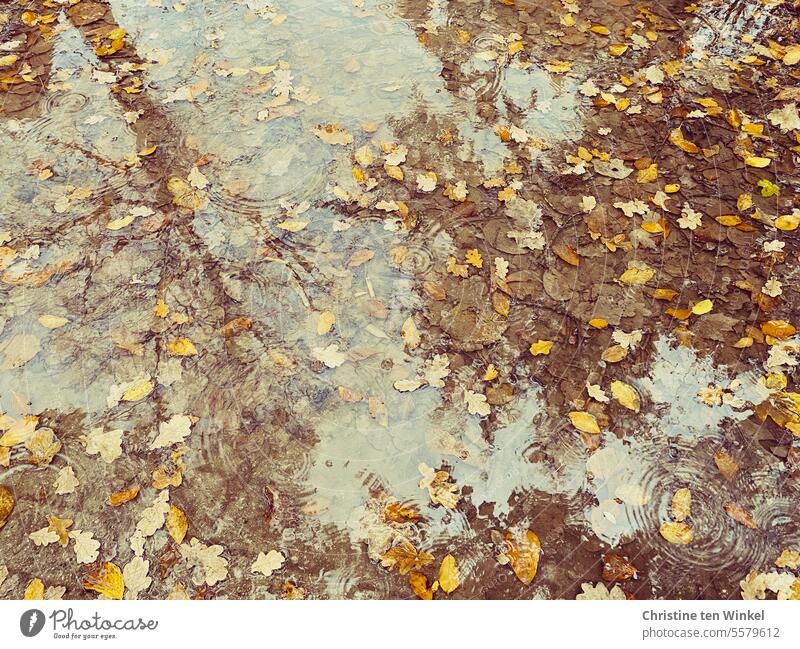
[438,554,460,594]
[659,521,694,544]
[671,487,692,522]
[252,550,285,577]
[84,562,124,600]
[568,411,601,434]
[610,380,641,412]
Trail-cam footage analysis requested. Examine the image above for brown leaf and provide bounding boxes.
[0,485,13,529]
[602,551,638,581]
[714,451,739,480]
[47,515,73,547]
[219,317,253,338]
[383,501,421,525]
[724,503,757,529]
[381,540,434,575]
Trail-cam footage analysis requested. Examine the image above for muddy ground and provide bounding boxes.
[1,0,800,600]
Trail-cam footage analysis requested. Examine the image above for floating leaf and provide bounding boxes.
[610,380,641,412]
[438,554,460,594]
[568,411,601,434]
[659,521,694,544]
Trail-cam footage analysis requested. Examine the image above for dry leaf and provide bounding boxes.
[724,503,757,529]
[568,411,601,434]
[84,562,124,600]
[610,380,641,412]
[438,554,460,594]
[381,540,434,575]
[504,529,541,585]
[671,487,692,522]
[659,521,694,544]
[109,484,140,507]
[252,550,285,577]
[166,505,188,544]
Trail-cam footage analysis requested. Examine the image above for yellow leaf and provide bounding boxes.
[529,340,553,356]
[636,163,658,183]
[505,530,541,585]
[664,183,680,193]
[107,214,136,230]
[671,488,692,522]
[154,299,169,318]
[108,484,140,507]
[121,378,154,402]
[669,127,699,154]
[784,45,800,65]
[618,264,655,285]
[492,292,510,318]
[166,338,198,356]
[83,562,124,600]
[733,337,753,348]
[483,364,499,381]
[744,156,771,168]
[610,380,641,412]
[0,485,15,528]
[24,578,44,600]
[691,299,713,315]
[317,311,336,335]
[38,314,69,329]
[381,541,434,575]
[446,256,469,278]
[659,521,694,544]
[601,345,628,363]
[544,60,572,73]
[568,411,601,434]
[384,164,404,181]
[166,505,188,544]
[761,320,796,339]
[465,249,483,268]
[408,571,438,600]
[775,214,800,231]
[737,193,753,211]
[277,220,308,232]
[588,318,608,329]
[608,44,628,56]
[715,214,741,226]
[438,554,460,593]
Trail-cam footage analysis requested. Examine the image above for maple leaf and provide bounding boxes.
[418,463,460,508]
[380,540,434,575]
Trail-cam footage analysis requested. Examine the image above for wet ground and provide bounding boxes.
[1,0,800,600]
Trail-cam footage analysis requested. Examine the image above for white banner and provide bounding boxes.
[0,600,797,648]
